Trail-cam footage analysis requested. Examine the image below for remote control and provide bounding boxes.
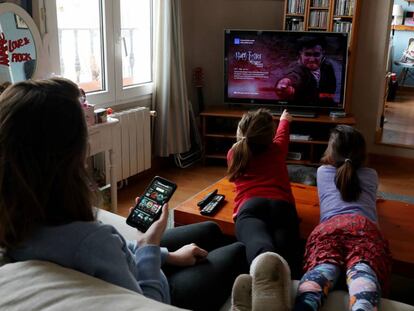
[197,189,218,208]
[200,194,225,216]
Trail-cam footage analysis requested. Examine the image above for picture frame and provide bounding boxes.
[404,11,414,26]
[14,14,28,29]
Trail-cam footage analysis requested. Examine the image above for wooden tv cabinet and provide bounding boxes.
[200,107,356,165]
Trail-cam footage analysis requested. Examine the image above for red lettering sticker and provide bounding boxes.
[0,32,9,66]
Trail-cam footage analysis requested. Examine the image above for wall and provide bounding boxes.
[182,0,414,159]
[181,0,284,108]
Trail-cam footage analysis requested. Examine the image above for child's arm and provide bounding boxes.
[273,109,292,155]
[226,148,233,167]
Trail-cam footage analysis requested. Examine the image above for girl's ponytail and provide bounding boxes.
[227,109,275,182]
[335,159,361,202]
[228,138,250,182]
[322,125,366,202]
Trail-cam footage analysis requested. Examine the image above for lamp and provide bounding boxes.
[392,4,404,25]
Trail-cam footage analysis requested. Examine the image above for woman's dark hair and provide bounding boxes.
[321,125,367,202]
[227,109,275,181]
[0,78,97,248]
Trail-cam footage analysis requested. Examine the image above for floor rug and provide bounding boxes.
[378,191,414,204]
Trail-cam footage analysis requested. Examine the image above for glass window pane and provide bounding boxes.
[56,0,104,93]
[120,0,152,87]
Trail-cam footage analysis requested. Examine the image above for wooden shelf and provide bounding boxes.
[201,107,356,166]
[310,7,329,9]
[286,13,305,17]
[201,107,356,125]
[205,133,236,139]
[286,159,314,165]
[392,25,414,31]
[307,27,328,30]
[290,139,327,144]
[334,15,353,19]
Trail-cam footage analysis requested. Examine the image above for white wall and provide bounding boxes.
[182,0,414,159]
[181,0,284,108]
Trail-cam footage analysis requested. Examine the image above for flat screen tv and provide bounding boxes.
[224,30,349,110]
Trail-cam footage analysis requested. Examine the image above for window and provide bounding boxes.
[56,0,104,93]
[45,0,153,106]
[120,0,152,87]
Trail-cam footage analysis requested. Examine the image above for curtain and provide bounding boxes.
[152,0,191,157]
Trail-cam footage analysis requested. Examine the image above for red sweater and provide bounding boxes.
[227,119,295,218]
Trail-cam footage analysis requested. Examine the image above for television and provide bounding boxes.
[224,30,349,111]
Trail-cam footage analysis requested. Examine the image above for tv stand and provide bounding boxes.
[200,107,355,165]
[269,110,317,118]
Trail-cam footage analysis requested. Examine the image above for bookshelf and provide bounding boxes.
[283,0,357,33]
[283,0,361,112]
[200,107,356,166]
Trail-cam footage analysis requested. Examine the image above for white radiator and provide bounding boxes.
[112,107,151,182]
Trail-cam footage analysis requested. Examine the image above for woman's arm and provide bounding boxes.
[75,225,170,303]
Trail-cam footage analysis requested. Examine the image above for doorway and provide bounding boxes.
[377,0,414,149]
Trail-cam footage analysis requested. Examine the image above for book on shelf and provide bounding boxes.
[290,134,312,141]
[333,20,352,33]
[311,0,329,8]
[287,152,303,161]
[309,10,328,28]
[286,18,304,30]
[335,0,354,16]
[287,0,306,14]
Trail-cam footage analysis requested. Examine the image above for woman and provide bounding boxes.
[0,78,246,311]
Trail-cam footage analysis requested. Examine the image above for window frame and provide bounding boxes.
[44,0,154,107]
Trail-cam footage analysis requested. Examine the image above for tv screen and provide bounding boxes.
[224,30,348,110]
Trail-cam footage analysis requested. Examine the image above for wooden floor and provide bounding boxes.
[369,154,414,197]
[382,89,414,147]
[117,158,414,217]
[117,163,227,218]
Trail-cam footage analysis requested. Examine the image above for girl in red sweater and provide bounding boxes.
[227,108,301,274]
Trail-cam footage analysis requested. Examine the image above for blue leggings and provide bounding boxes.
[294,262,381,311]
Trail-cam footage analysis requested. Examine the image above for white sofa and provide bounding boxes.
[1,209,413,311]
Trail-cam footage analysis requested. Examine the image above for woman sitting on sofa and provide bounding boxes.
[0,78,246,311]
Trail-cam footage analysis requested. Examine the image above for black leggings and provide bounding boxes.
[235,198,301,277]
[160,221,247,311]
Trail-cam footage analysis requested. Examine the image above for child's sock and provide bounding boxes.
[231,274,252,311]
[250,252,292,311]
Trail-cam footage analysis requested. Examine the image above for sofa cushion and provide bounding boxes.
[97,208,138,240]
[0,260,185,311]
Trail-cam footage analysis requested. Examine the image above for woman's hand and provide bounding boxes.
[280,109,292,122]
[166,243,208,267]
[134,200,169,247]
